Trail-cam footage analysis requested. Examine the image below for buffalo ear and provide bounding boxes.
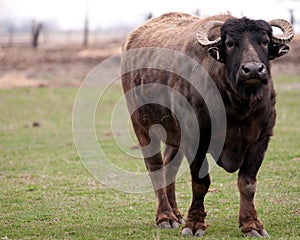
[269,43,290,60]
[208,47,224,63]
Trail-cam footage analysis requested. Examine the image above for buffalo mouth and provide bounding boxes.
[242,78,268,87]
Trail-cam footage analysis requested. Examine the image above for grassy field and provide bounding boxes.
[0,74,299,239]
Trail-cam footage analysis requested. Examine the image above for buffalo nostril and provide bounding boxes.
[242,65,250,74]
[258,64,265,73]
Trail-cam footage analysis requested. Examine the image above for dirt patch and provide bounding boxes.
[0,34,125,88]
[0,73,44,89]
[0,72,82,89]
[76,47,121,59]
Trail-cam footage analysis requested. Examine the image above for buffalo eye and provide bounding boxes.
[225,41,234,49]
[262,39,269,46]
[258,37,270,47]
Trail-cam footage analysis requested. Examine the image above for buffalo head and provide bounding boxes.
[197,17,294,88]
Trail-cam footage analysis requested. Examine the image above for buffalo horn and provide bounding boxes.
[269,19,295,44]
[197,21,224,47]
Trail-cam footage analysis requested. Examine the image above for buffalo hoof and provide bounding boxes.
[182,227,205,238]
[243,229,269,238]
[158,220,180,229]
[195,229,205,237]
[178,218,185,225]
[181,227,193,236]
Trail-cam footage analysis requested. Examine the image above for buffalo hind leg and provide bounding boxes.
[182,156,210,237]
[132,117,180,229]
[142,143,179,229]
[163,145,185,227]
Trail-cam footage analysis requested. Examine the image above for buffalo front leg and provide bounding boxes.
[238,136,270,238]
[238,174,269,237]
[182,157,210,237]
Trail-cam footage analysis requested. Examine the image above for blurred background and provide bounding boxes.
[0,0,299,48]
[0,0,299,89]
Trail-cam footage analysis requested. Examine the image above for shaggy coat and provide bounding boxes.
[121,12,293,237]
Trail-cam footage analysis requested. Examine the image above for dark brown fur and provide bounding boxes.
[121,12,291,237]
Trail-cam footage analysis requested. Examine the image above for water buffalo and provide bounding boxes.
[121,12,294,237]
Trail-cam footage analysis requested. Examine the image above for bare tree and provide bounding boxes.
[83,17,89,47]
[32,19,42,49]
[194,9,201,16]
[289,9,295,26]
[8,22,14,47]
[146,12,153,21]
[83,0,89,47]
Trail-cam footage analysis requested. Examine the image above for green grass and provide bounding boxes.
[0,75,299,239]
